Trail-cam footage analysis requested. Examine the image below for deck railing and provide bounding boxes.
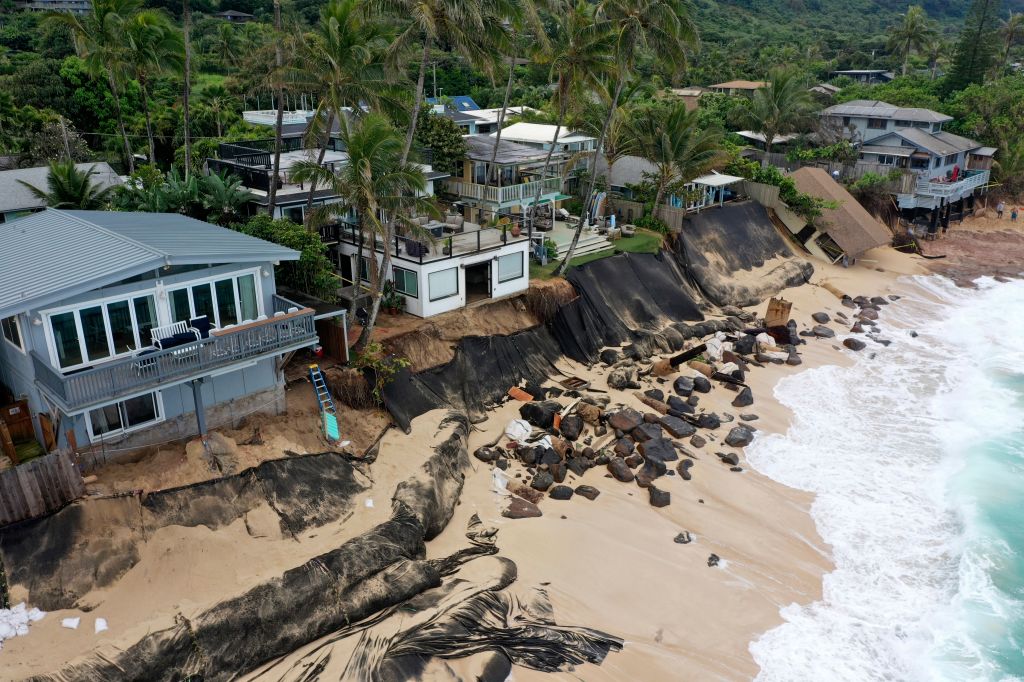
[443,177,562,204]
[332,220,529,265]
[914,169,990,198]
[32,307,317,413]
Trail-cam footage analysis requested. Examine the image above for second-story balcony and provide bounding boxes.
[32,297,317,413]
[914,168,991,198]
[443,177,563,205]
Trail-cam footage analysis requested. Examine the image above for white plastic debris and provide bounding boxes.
[61,617,81,630]
[364,498,374,508]
[718,362,739,375]
[504,419,531,442]
[0,603,47,649]
[94,618,109,634]
[705,337,724,361]
[490,467,511,495]
[535,435,553,451]
[755,332,774,347]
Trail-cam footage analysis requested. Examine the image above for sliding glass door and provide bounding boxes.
[48,294,159,370]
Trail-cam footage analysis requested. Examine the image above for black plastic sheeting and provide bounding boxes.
[675,201,814,308]
[384,251,707,432]
[32,415,622,681]
[0,452,367,611]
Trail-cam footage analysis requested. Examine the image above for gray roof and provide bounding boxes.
[879,128,982,157]
[822,100,953,124]
[0,163,121,214]
[0,210,298,318]
[860,144,914,157]
[462,135,551,164]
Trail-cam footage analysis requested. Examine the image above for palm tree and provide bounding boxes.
[47,0,142,173]
[998,13,1024,74]
[201,85,233,137]
[560,0,698,273]
[628,103,722,221]
[730,67,816,163]
[887,5,938,76]
[371,0,508,165]
[19,161,115,209]
[126,10,183,164]
[290,114,437,350]
[294,0,398,225]
[924,36,949,80]
[201,171,253,225]
[207,21,243,67]
[994,139,1024,195]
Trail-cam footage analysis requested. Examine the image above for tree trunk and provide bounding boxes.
[183,0,192,179]
[303,109,336,230]
[902,54,908,77]
[216,111,223,138]
[652,183,665,223]
[347,231,365,325]
[107,71,135,174]
[355,229,388,351]
[139,77,157,165]
[267,0,284,217]
[487,46,517,184]
[401,37,431,166]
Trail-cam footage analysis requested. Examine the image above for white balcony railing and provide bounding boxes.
[914,169,990,198]
[443,177,562,204]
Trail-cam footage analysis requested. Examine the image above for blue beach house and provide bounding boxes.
[0,210,319,453]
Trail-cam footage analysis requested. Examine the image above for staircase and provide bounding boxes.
[554,231,613,260]
[308,364,343,443]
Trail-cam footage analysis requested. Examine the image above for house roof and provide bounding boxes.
[736,130,800,145]
[213,9,254,16]
[491,122,594,145]
[877,128,982,157]
[670,86,706,97]
[0,210,298,318]
[0,163,122,214]
[822,100,953,124]
[861,144,914,157]
[710,80,767,90]
[789,167,892,258]
[463,135,553,164]
[426,95,480,112]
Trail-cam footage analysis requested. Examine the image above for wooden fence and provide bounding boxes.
[0,451,85,527]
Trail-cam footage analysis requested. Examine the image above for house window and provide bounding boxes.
[428,267,458,301]
[895,120,911,128]
[842,116,851,126]
[877,155,896,165]
[283,206,304,224]
[934,157,942,168]
[359,256,372,283]
[867,118,887,129]
[87,391,163,441]
[1,316,24,352]
[944,154,958,165]
[497,252,524,283]
[168,272,260,328]
[392,266,418,297]
[47,294,159,369]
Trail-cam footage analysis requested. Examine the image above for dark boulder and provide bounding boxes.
[649,486,671,508]
[843,338,866,351]
[607,457,635,482]
[502,497,542,519]
[674,531,693,544]
[624,453,644,468]
[858,308,879,321]
[550,462,567,483]
[811,312,831,324]
[599,348,621,366]
[689,434,706,448]
[731,387,754,408]
[812,325,835,338]
[607,408,643,432]
[724,426,754,448]
[870,296,888,306]
[613,438,635,457]
[538,447,561,467]
[707,553,720,567]
[548,485,574,500]
[635,458,667,488]
[673,376,695,396]
[718,452,739,466]
[518,401,561,429]
[739,413,759,421]
[659,415,696,439]
[734,334,756,355]
[786,349,802,366]
[696,413,721,430]
[667,395,694,414]
[692,376,712,393]
[474,447,498,463]
[639,437,678,464]
[559,414,584,441]
[575,485,600,501]
[516,446,537,465]
[607,367,637,390]
[566,457,589,477]
[632,422,663,442]
[643,412,661,424]
[644,388,665,402]
[530,471,554,492]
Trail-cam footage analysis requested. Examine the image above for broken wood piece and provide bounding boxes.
[507,387,534,402]
[669,344,707,368]
[633,392,669,415]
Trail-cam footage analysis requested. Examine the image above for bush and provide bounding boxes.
[635,214,669,233]
[350,341,410,405]
[233,215,336,300]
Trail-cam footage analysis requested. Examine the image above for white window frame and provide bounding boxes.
[84,391,165,443]
[42,289,160,373]
[496,252,524,283]
[392,266,419,298]
[165,268,263,329]
[1,315,25,353]
[428,267,459,302]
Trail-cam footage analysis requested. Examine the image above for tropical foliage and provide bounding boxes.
[18,161,114,209]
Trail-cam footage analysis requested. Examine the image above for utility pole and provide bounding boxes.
[59,116,71,160]
[432,62,437,100]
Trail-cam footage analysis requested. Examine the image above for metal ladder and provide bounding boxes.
[309,364,345,443]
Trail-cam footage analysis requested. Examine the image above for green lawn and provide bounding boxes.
[193,73,227,96]
[529,229,664,280]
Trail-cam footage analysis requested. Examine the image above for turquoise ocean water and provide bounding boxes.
[746,275,1024,682]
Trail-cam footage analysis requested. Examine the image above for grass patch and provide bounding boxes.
[530,229,664,280]
[193,72,227,96]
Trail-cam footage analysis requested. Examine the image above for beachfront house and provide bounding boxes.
[0,210,321,452]
[0,163,121,224]
[432,105,536,136]
[829,69,894,84]
[207,140,448,225]
[708,80,768,97]
[820,100,995,210]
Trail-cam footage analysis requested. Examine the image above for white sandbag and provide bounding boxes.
[504,419,531,442]
[490,467,511,495]
[718,362,739,375]
[61,617,80,630]
[95,618,109,634]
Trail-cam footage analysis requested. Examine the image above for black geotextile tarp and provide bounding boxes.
[675,200,814,308]
[33,415,623,681]
[384,251,707,432]
[0,452,366,611]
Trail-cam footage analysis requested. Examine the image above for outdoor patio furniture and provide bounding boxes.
[445,215,465,233]
[150,320,200,348]
[402,237,430,258]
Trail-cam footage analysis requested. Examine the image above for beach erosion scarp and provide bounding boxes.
[0,201,931,679]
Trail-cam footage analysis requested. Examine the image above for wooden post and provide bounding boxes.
[0,419,17,465]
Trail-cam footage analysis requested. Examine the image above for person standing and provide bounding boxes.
[1013,207,1019,223]
[997,200,1005,218]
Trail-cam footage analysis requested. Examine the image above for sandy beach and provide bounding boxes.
[0,241,936,681]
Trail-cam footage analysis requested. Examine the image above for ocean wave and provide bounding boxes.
[748,275,1024,682]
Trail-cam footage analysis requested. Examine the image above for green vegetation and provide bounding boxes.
[530,229,663,279]
[233,214,337,300]
[17,160,114,208]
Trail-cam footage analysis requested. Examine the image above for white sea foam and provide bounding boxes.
[748,276,1024,682]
